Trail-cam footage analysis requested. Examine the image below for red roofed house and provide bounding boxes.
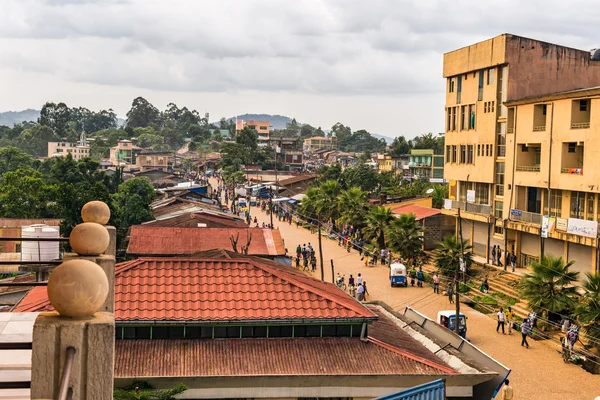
[15,250,502,398]
[392,205,456,251]
[126,226,286,258]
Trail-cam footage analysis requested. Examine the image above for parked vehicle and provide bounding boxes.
[390,263,407,287]
[250,196,258,206]
[437,310,467,339]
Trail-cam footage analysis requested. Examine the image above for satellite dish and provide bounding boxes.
[426,188,434,195]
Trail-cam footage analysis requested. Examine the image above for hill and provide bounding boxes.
[0,109,40,126]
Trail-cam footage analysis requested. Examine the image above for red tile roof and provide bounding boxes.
[127,226,286,256]
[15,255,376,322]
[391,205,441,221]
[143,212,247,228]
[114,337,454,378]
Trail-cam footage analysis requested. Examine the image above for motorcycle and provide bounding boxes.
[335,275,347,291]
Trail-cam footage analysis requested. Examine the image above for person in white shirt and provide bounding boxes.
[496,308,506,334]
[501,380,513,400]
[356,273,363,285]
[356,283,365,301]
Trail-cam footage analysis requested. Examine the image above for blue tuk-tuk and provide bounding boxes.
[390,263,407,287]
[437,310,468,338]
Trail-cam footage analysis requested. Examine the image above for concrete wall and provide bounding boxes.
[504,35,600,101]
[423,214,455,250]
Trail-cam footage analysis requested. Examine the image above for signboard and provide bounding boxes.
[510,209,522,217]
[541,215,549,238]
[466,190,476,203]
[567,218,598,238]
[547,217,556,233]
[556,218,568,231]
[443,199,453,210]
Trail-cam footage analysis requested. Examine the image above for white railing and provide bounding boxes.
[516,165,541,172]
[510,209,543,225]
[533,125,546,131]
[571,122,590,129]
[445,199,491,215]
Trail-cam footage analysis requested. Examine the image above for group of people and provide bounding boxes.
[491,245,517,272]
[495,308,539,349]
[295,243,317,272]
[346,273,369,301]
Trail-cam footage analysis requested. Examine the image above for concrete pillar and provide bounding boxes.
[31,312,114,400]
[63,254,115,314]
[515,231,522,266]
[105,226,117,258]
[564,240,569,262]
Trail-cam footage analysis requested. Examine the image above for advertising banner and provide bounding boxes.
[567,218,598,238]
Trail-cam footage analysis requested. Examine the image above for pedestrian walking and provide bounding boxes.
[409,266,416,286]
[356,273,363,286]
[506,306,514,335]
[528,310,538,328]
[348,274,355,287]
[496,308,505,334]
[296,244,301,260]
[498,248,504,268]
[501,379,514,400]
[310,256,317,272]
[362,281,369,301]
[447,283,454,303]
[521,319,532,348]
[356,283,365,301]
[417,267,424,288]
[372,250,378,265]
[491,245,497,265]
[363,249,369,266]
[511,253,516,272]
[433,273,440,294]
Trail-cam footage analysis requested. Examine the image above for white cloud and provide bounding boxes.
[1,0,599,136]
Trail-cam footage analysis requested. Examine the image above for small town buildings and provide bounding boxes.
[236,119,271,145]
[304,136,333,152]
[442,33,600,275]
[277,174,317,197]
[377,154,394,172]
[409,149,445,182]
[47,141,90,160]
[109,139,142,167]
[391,204,455,250]
[143,209,247,228]
[136,151,172,172]
[126,226,286,258]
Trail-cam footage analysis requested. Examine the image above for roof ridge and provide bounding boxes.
[247,259,376,319]
[367,336,457,375]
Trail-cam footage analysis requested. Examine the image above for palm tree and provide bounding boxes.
[431,184,448,209]
[114,380,188,400]
[387,213,424,261]
[433,235,473,278]
[574,272,600,352]
[337,187,369,229]
[318,180,341,228]
[519,255,580,319]
[363,206,395,249]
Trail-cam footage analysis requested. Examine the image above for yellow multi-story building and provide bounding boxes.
[442,34,600,278]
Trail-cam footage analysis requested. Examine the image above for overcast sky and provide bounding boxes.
[1,0,599,138]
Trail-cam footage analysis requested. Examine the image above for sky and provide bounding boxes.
[1,0,599,139]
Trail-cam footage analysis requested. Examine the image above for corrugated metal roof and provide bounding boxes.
[391,205,441,221]
[375,379,445,400]
[114,339,451,378]
[127,226,286,256]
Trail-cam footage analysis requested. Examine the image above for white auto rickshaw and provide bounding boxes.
[390,263,407,287]
[437,310,467,338]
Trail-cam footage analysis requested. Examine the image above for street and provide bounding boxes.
[211,177,600,400]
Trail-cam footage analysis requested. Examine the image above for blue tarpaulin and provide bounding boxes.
[375,379,445,400]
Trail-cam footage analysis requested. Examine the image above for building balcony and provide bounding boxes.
[561,167,583,174]
[516,165,540,172]
[533,125,546,132]
[509,209,542,225]
[443,199,492,216]
[571,122,590,129]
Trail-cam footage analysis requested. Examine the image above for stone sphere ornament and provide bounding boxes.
[47,259,109,318]
[81,201,111,225]
[70,222,109,256]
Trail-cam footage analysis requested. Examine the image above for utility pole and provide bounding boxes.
[318,218,324,281]
[269,187,274,229]
[456,208,464,336]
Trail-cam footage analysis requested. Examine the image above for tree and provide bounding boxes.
[412,132,445,153]
[235,127,258,150]
[182,158,195,174]
[220,142,249,171]
[0,169,56,218]
[387,213,424,261]
[222,169,246,187]
[39,102,71,136]
[574,273,600,352]
[433,235,473,278]
[188,124,211,143]
[331,122,351,142]
[125,97,161,128]
[390,135,411,156]
[114,380,187,400]
[431,184,448,209]
[0,146,34,176]
[519,255,580,319]
[337,187,369,229]
[363,206,395,249]
[16,125,58,157]
[316,164,342,185]
[341,164,379,192]
[136,132,164,148]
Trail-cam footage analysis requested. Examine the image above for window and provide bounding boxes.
[449,78,455,93]
[475,183,489,204]
[491,101,495,112]
[477,144,481,157]
[152,327,169,339]
[452,145,457,163]
[542,104,547,115]
[495,162,505,196]
[457,76,462,103]
[487,68,494,85]
[268,325,293,338]
[587,193,595,221]
[568,142,576,153]
[494,201,504,218]
[486,144,491,157]
[446,145,451,162]
[460,145,466,163]
[549,190,562,218]
[570,191,585,219]
[497,134,506,157]
[494,225,504,235]
[259,126,268,130]
[461,106,467,130]
[468,104,476,129]
[484,103,488,113]
[580,100,589,112]
[467,145,474,164]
